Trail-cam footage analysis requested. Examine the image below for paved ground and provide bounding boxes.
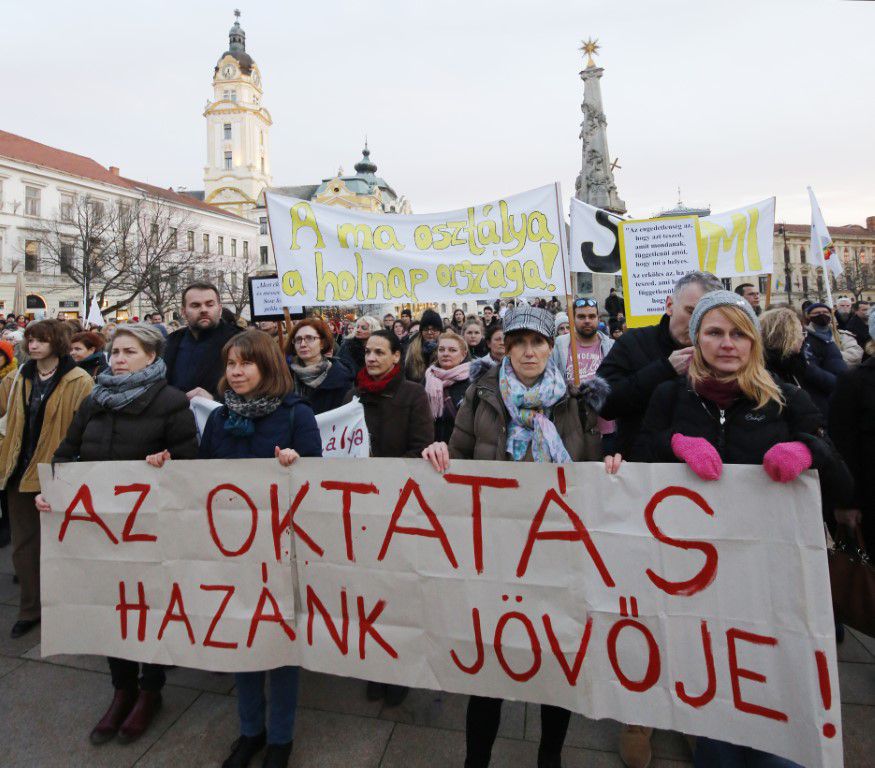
[0,545,873,768]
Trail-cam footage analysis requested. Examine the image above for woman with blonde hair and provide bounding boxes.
[633,291,852,766]
[424,331,471,442]
[337,315,381,378]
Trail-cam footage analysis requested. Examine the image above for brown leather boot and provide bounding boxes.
[117,689,162,744]
[90,688,137,745]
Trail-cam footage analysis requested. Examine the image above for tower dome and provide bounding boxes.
[354,143,378,176]
[216,10,255,75]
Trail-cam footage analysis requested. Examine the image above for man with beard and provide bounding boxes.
[164,282,242,400]
[834,296,853,330]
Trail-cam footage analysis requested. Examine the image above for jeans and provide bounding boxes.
[108,657,166,692]
[235,666,299,745]
[694,737,803,768]
[465,695,570,766]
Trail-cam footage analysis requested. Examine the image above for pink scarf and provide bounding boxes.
[424,362,471,419]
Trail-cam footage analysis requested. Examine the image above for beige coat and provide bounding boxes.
[0,360,93,492]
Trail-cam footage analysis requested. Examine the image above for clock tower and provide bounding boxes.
[203,10,272,215]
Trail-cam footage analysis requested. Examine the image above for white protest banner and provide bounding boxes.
[39,459,840,768]
[618,217,701,327]
[188,397,369,458]
[266,185,569,307]
[570,197,775,279]
[315,397,369,458]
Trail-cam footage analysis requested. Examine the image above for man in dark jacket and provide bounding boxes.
[163,282,242,400]
[803,302,847,416]
[596,271,722,456]
[604,288,624,319]
[845,301,871,348]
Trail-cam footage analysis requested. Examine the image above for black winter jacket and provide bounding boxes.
[433,378,470,443]
[337,337,367,378]
[596,313,682,454]
[291,358,355,416]
[634,376,853,512]
[77,351,108,381]
[801,328,847,416]
[54,381,198,463]
[343,371,434,458]
[829,358,875,549]
[163,321,242,398]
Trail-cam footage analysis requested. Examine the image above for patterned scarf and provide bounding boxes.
[92,358,167,412]
[424,362,470,419]
[290,357,331,390]
[498,356,571,463]
[223,389,284,437]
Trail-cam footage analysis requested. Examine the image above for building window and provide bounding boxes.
[231,239,237,257]
[721,278,732,291]
[118,202,130,222]
[187,230,195,251]
[260,131,264,146]
[800,246,806,264]
[0,179,4,207]
[259,216,267,235]
[60,243,74,276]
[223,89,232,101]
[25,186,40,217]
[802,275,809,296]
[223,123,232,141]
[224,151,233,170]
[217,270,225,290]
[231,272,238,291]
[90,199,104,220]
[203,234,210,253]
[783,244,790,265]
[260,157,265,173]
[60,193,74,222]
[25,240,39,272]
[243,241,249,257]
[260,245,269,265]
[170,227,178,248]
[218,236,224,256]
[758,275,769,294]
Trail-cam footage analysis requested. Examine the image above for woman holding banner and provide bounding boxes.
[634,291,851,768]
[35,323,198,746]
[197,329,321,768]
[337,315,381,378]
[286,317,354,416]
[422,306,614,768]
[345,328,433,706]
[424,331,471,443]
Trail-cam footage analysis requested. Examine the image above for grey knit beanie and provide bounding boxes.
[689,289,760,345]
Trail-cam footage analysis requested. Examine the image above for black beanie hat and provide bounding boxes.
[419,309,443,333]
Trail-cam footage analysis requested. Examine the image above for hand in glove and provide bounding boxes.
[671,434,723,481]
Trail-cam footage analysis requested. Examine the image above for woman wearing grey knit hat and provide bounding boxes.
[634,290,852,767]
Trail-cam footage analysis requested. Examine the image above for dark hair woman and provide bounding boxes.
[37,323,197,745]
[634,292,851,768]
[424,331,471,442]
[285,318,354,415]
[422,307,613,768]
[403,309,443,384]
[450,308,466,335]
[197,330,321,768]
[462,320,488,358]
[0,319,93,640]
[70,330,109,380]
[344,329,433,706]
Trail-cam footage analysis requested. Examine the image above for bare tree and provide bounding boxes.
[33,193,204,316]
[219,247,262,320]
[839,247,874,301]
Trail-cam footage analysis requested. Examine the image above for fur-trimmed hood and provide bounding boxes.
[572,374,610,414]
[470,354,499,383]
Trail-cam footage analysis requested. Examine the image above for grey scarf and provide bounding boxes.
[92,359,167,411]
[223,390,284,437]
[290,357,331,390]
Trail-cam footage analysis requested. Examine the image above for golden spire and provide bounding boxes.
[580,38,600,68]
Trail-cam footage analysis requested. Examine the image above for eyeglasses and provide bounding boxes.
[573,298,598,308]
[294,335,320,345]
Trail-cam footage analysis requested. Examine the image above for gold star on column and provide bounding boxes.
[580,38,600,68]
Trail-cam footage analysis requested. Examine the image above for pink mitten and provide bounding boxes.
[762,441,812,483]
[671,434,723,481]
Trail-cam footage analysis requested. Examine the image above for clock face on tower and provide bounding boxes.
[252,71,261,87]
[221,64,236,79]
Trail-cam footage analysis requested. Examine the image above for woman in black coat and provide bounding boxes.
[423,331,471,443]
[285,317,354,415]
[38,323,197,748]
[632,292,851,768]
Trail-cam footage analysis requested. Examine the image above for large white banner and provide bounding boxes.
[570,197,776,279]
[38,459,841,768]
[266,185,569,307]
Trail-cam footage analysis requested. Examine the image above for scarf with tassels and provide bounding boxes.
[424,362,470,419]
[223,390,283,437]
[498,356,571,463]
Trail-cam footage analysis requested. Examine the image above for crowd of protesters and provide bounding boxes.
[0,275,871,768]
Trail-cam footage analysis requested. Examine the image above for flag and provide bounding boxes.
[808,187,843,278]
[86,298,105,327]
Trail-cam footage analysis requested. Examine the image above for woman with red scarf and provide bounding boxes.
[343,329,433,707]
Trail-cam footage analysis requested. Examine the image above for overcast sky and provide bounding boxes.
[6,0,872,224]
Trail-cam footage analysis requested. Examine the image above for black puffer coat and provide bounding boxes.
[633,376,853,514]
[829,358,875,550]
[53,380,198,463]
[596,314,683,455]
[433,378,470,443]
